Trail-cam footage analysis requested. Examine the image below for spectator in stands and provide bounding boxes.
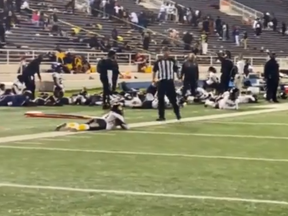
[222,22,227,41]
[281,22,286,36]
[0,21,5,43]
[182,31,193,50]
[215,16,222,37]
[200,32,208,55]
[20,0,29,10]
[253,18,262,37]
[175,4,183,23]
[263,12,270,29]
[142,31,151,51]
[241,31,248,49]
[271,16,277,32]
[233,26,240,46]
[129,11,138,29]
[31,10,40,27]
[202,17,209,33]
[5,10,12,34]
[192,9,201,27]
[15,0,21,12]
[110,27,117,40]
[65,0,75,14]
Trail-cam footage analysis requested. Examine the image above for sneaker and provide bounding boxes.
[156,117,166,121]
[55,123,66,131]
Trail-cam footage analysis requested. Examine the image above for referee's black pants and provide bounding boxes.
[100,75,111,106]
[157,79,180,119]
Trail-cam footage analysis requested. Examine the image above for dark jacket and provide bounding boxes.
[264,58,279,80]
[180,60,199,81]
[22,58,41,79]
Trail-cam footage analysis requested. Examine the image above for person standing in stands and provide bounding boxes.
[152,47,181,121]
[180,53,199,97]
[22,55,43,99]
[65,0,75,14]
[0,21,5,44]
[200,32,208,55]
[264,52,279,103]
[97,50,119,109]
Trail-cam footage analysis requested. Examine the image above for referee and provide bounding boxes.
[152,47,181,121]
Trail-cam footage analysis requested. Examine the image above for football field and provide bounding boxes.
[0,104,288,216]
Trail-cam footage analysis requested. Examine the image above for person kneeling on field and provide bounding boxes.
[55,100,128,131]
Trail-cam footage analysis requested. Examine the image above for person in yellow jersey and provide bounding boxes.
[55,99,128,131]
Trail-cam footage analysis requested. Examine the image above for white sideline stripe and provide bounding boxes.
[12,141,43,145]
[40,138,69,142]
[125,131,288,140]
[203,121,288,126]
[0,183,287,205]
[1,105,288,144]
[0,146,287,163]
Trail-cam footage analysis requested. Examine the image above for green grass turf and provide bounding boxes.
[0,104,261,137]
[0,104,288,215]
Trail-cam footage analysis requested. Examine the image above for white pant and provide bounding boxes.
[234,74,244,92]
[235,35,240,46]
[202,42,208,54]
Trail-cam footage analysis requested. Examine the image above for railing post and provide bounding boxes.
[7,50,9,64]
[128,53,131,65]
[210,56,213,65]
[87,52,90,62]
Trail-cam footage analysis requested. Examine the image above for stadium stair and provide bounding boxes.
[173,0,288,57]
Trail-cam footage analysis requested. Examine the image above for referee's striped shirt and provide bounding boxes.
[153,57,178,80]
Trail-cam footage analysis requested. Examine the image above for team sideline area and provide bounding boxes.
[0,105,288,216]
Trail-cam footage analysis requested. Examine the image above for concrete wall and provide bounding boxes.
[0,64,264,90]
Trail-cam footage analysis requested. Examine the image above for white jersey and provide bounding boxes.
[125,97,142,107]
[12,80,25,95]
[52,72,64,90]
[101,111,126,130]
[206,72,219,85]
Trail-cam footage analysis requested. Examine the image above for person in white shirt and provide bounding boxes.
[12,75,26,95]
[235,54,245,94]
[158,3,166,22]
[21,0,30,10]
[204,66,219,91]
[56,100,128,131]
[130,12,138,26]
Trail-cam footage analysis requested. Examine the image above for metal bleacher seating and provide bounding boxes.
[174,0,288,55]
[1,0,288,66]
[231,0,288,25]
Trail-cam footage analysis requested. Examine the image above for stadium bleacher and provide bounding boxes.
[1,0,286,66]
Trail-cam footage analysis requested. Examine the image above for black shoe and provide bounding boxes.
[156,117,166,121]
[176,114,181,120]
[273,100,280,103]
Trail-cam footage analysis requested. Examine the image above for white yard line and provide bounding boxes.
[0,183,287,205]
[202,121,288,126]
[125,131,288,140]
[12,141,43,145]
[40,138,70,142]
[0,146,286,163]
[0,104,288,144]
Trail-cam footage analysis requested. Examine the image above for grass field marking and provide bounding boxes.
[1,104,288,144]
[125,131,288,140]
[12,141,43,145]
[40,138,70,142]
[202,121,288,126]
[0,183,287,205]
[0,145,288,163]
